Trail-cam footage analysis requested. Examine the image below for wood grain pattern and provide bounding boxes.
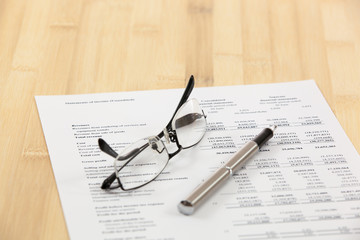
[0,0,359,239]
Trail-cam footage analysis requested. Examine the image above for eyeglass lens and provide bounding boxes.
[115,137,169,190]
[172,99,206,149]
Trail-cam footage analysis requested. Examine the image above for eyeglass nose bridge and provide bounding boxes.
[148,136,166,154]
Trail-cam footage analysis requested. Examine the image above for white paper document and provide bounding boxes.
[36,80,360,240]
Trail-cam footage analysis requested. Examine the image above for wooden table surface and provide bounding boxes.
[1,0,360,239]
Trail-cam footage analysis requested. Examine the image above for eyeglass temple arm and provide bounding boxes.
[99,138,142,160]
[101,172,117,189]
[172,75,195,119]
[99,138,149,189]
[98,138,118,158]
[98,139,118,189]
[158,75,195,138]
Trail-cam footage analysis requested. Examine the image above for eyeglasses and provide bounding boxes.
[98,76,207,191]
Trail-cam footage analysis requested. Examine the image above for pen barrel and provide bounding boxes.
[225,141,259,173]
[179,167,229,215]
[178,141,259,215]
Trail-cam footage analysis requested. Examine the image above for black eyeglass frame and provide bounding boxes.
[98,75,206,191]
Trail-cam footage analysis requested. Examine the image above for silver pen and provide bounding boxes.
[178,125,277,215]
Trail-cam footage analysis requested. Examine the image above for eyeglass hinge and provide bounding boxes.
[168,130,177,143]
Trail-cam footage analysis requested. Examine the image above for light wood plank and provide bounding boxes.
[242,0,273,84]
[213,0,244,85]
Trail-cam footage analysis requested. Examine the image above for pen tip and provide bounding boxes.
[269,125,277,132]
